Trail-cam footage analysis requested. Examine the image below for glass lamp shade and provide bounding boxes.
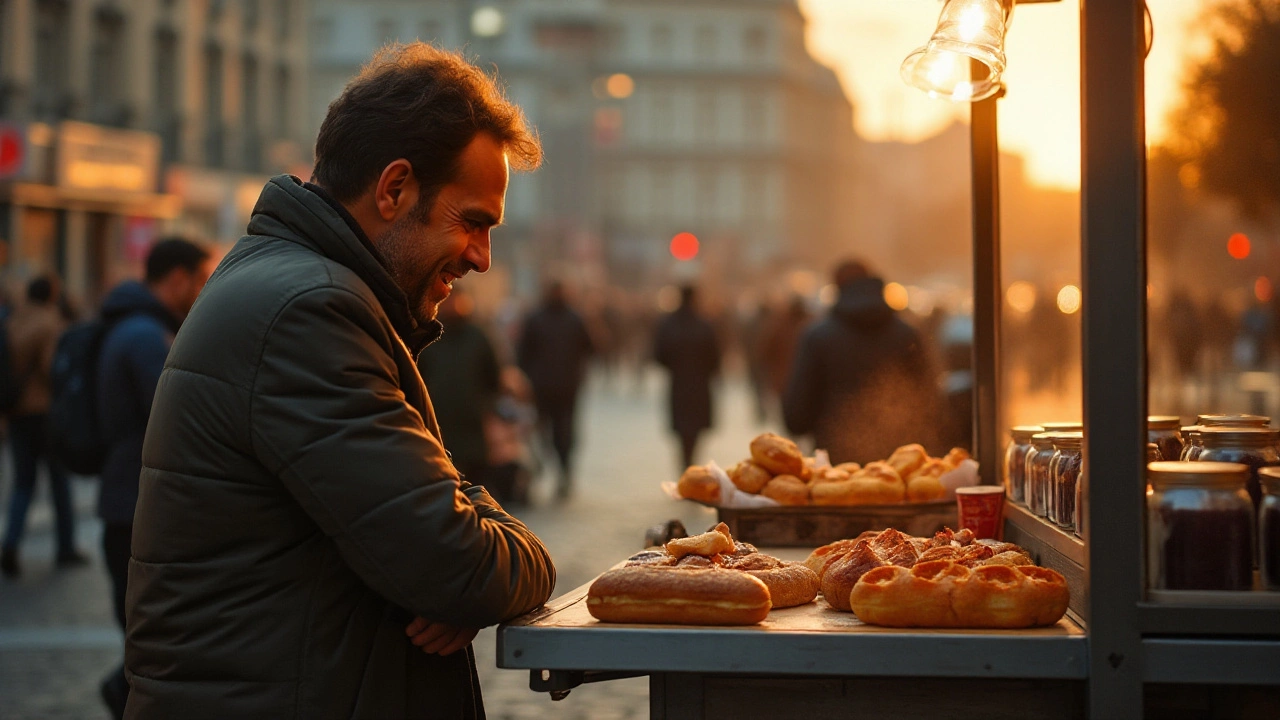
[900,0,1012,102]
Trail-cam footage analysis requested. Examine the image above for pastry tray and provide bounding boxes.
[714,501,958,547]
[498,548,1085,680]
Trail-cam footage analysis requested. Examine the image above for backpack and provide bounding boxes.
[48,321,111,475]
[0,314,20,414]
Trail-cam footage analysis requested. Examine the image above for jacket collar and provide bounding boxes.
[247,175,443,355]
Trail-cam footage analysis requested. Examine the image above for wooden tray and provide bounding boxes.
[716,501,958,547]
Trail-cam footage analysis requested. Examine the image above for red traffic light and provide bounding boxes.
[670,232,699,261]
[1228,233,1251,260]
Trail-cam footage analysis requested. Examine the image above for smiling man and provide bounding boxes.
[123,44,556,719]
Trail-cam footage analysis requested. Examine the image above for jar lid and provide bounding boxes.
[1050,431,1083,448]
[1198,426,1280,446]
[1260,467,1280,490]
[1040,421,1083,432]
[1148,461,1250,487]
[1181,425,1201,434]
[1010,425,1044,440]
[1148,416,1182,430]
[1197,413,1271,427]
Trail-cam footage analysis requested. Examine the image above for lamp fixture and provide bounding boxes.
[900,0,1014,102]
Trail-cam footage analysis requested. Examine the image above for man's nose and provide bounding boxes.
[465,233,492,274]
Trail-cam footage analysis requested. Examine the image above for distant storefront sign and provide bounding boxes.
[0,123,27,180]
[55,121,161,194]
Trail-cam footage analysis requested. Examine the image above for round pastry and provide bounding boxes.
[677,465,721,505]
[906,474,946,502]
[835,462,863,475]
[803,537,865,579]
[942,447,971,470]
[799,457,815,482]
[809,466,851,487]
[727,460,772,494]
[587,567,772,625]
[813,463,905,505]
[749,433,805,476]
[886,444,929,478]
[849,561,966,627]
[952,564,1069,628]
[746,563,820,608]
[761,475,808,506]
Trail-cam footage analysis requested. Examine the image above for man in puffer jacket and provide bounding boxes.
[125,43,556,719]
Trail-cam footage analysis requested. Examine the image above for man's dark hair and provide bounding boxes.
[833,259,871,288]
[27,276,53,303]
[313,42,542,208]
[146,238,210,283]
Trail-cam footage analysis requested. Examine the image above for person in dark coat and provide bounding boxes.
[783,260,940,464]
[516,281,594,498]
[95,238,213,719]
[418,287,501,492]
[654,286,722,469]
[125,43,555,719]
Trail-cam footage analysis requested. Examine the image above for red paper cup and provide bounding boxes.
[956,486,1006,540]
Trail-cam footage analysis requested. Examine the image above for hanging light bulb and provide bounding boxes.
[900,0,1013,102]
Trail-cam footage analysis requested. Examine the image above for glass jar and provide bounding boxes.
[1147,461,1254,592]
[1198,413,1270,428]
[1041,421,1083,434]
[1148,416,1183,461]
[1074,460,1087,539]
[1196,427,1280,510]
[1025,433,1059,519]
[1004,425,1043,504]
[1260,468,1280,591]
[1180,426,1202,460]
[1049,432,1083,529]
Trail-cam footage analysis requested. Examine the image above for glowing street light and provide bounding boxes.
[1057,284,1082,314]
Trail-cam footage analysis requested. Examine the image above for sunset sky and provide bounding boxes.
[797,0,1214,190]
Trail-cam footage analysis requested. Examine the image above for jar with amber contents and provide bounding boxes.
[1004,425,1043,504]
[1196,427,1280,510]
[1147,461,1254,592]
[1148,416,1183,461]
[1049,432,1083,529]
[1260,468,1280,591]
[1025,433,1058,519]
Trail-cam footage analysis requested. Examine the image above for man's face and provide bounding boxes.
[375,133,508,324]
[170,259,215,319]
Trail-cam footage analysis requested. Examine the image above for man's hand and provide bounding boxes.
[404,617,480,656]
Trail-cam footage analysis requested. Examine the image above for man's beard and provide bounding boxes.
[376,212,439,325]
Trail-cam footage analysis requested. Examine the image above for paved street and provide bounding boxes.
[0,369,775,719]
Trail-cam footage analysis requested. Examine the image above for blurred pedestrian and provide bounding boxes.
[517,281,594,498]
[124,43,554,720]
[654,285,722,469]
[418,287,501,491]
[760,294,812,409]
[783,260,939,464]
[0,276,85,578]
[95,238,212,718]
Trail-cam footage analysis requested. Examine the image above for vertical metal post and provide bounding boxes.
[1081,0,1146,716]
[970,60,1002,486]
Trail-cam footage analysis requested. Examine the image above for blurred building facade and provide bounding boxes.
[0,0,310,308]
[309,0,857,297]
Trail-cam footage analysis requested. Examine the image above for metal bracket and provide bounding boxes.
[528,669,648,701]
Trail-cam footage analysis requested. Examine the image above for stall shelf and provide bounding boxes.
[497,1,1280,715]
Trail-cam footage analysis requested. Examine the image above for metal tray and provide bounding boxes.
[715,501,958,547]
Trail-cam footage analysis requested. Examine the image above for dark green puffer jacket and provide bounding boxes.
[125,176,555,719]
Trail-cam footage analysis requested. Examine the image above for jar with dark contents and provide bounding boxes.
[1004,426,1043,504]
[1049,432,1083,529]
[1180,426,1202,460]
[1148,416,1183,461]
[1260,468,1280,590]
[1074,461,1086,539]
[1196,427,1280,510]
[1025,433,1058,519]
[1147,461,1254,592]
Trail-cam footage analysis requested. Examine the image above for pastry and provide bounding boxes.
[677,465,721,505]
[942,447,971,470]
[809,466,851,487]
[749,433,805,476]
[587,567,771,625]
[727,460,772,494]
[886,444,928,478]
[721,552,820,608]
[820,528,919,611]
[761,475,808,505]
[665,522,734,559]
[812,462,906,506]
[835,462,862,475]
[848,561,1069,629]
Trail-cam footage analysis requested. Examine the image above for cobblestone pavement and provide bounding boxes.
[0,370,776,719]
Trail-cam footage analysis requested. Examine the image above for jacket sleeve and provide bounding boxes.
[118,320,170,420]
[782,329,819,436]
[249,287,555,627]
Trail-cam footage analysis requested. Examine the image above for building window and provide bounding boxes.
[89,8,126,125]
[33,0,71,121]
[276,0,291,41]
[155,28,180,162]
[651,24,671,57]
[744,91,768,140]
[276,64,292,138]
[205,43,225,166]
[745,25,767,57]
[696,91,718,142]
[242,54,261,171]
[244,0,260,32]
[695,25,716,63]
[650,87,673,142]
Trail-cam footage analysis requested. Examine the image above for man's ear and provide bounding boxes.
[374,159,420,221]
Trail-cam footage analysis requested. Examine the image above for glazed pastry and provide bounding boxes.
[727,460,772,494]
[749,433,805,476]
[677,465,721,505]
[819,528,919,611]
[886,444,929,478]
[761,475,808,506]
[848,561,1069,629]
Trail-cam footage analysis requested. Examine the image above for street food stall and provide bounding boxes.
[496,1,1280,716]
